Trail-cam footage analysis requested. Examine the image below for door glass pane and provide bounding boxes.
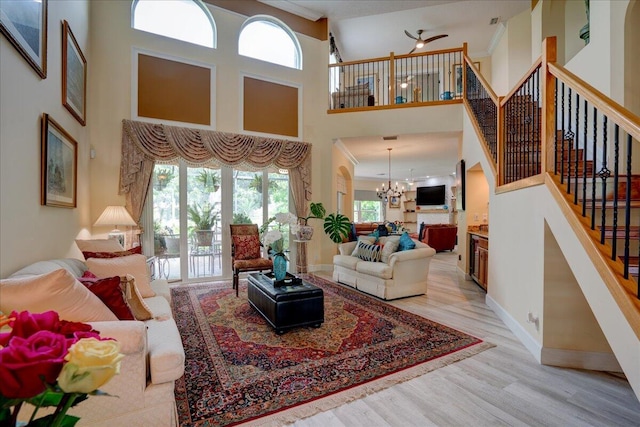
[232,170,264,225]
[152,164,181,281]
[187,166,222,278]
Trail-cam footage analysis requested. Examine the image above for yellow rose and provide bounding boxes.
[57,338,124,393]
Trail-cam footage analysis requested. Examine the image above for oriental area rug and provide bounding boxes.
[171,275,493,427]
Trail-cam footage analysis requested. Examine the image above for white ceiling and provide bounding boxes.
[260,0,530,181]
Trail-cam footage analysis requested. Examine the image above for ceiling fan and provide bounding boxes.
[404,29,448,54]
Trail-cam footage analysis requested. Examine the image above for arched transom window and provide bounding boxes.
[239,16,302,69]
[132,0,216,48]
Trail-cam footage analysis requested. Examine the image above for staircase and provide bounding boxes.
[461,36,640,401]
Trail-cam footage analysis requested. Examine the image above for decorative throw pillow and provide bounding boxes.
[398,232,416,251]
[79,274,135,320]
[75,238,124,253]
[232,235,261,260]
[0,269,118,322]
[119,275,153,321]
[86,254,155,298]
[351,236,376,256]
[82,246,143,260]
[380,239,400,263]
[355,240,381,262]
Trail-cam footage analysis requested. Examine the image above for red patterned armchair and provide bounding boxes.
[230,224,273,297]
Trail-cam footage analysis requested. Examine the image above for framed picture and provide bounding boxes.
[455,159,465,211]
[389,196,401,209]
[0,0,47,78]
[62,20,86,125]
[41,114,77,208]
[453,62,480,97]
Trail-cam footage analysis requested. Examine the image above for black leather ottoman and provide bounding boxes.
[247,273,324,334]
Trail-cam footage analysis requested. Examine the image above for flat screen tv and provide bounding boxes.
[416,185,446,206]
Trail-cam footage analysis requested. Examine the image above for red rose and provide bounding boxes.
[0,330,70,399]
[0,311,98,347]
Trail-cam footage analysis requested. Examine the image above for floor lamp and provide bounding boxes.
[94,206,137,248]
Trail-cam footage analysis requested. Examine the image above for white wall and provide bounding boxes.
[0,1,91,277]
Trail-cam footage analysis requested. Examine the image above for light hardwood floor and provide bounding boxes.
[292,252,640,427]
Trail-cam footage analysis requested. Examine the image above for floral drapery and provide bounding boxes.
[119,119,312,271]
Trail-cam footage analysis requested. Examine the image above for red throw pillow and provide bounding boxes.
[82,246,143,260]
[78,275,135,320]
[232,235,261,260]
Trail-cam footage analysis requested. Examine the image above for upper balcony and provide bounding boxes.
[328,45,468,113]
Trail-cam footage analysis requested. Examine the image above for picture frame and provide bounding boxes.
[0,0,47,78]
[389,196,401,209]
[62,20,87,125]
[41,113,77,208]
[453,62,480,97]
[455,159,465,211]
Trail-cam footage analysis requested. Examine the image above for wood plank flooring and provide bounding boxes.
[292,252,640,427]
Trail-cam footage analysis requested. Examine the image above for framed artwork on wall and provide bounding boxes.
[453,62,480,97]
[41,114,77,208]
[0,0,48,78]
[389,196,401,209]
[62,20,87,125]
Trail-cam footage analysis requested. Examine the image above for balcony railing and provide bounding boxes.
[328,47,465,112]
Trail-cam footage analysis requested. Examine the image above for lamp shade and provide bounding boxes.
[94,206,137,228]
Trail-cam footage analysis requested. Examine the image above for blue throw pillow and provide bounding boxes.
[368,229,380,242]
[397,232,416,251]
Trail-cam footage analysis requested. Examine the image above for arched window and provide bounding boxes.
[239,16,302,69]
[132,0,216,48]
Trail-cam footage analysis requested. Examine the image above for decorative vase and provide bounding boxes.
[296,225,314,241]
[273,253,287,281]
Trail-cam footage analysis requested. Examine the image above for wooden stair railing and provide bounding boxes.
[464,37,640,309]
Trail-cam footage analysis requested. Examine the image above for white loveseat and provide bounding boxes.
[2,258,185,427]
[333,236,436,300]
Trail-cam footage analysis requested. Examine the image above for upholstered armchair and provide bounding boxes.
[229,224,273,297]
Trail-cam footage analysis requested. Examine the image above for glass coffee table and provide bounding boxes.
[247,272,324,334]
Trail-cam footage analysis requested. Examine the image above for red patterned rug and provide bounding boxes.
[171,274,493,427]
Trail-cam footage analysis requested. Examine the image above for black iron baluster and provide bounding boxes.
[612,124,620,261]
[624,130,632,279]
[591,107,598,230]
[567,88,573,194]
[573,93,580,203]
[599,116,610,245]
[561,83,566,185]
[581,99,588,216]
[554,79,559,175]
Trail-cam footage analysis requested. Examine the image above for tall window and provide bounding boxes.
[353,200,382,223]
[132,0,216,48]
[239,16,302,69]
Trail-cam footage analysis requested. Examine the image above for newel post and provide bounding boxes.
[541,36,557,174]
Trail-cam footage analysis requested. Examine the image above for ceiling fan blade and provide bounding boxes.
[408,47,416,54]
[404,29,418,40]
[423,34,449,44]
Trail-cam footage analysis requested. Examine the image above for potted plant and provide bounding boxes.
[196,169,220,193]
[187,202,219,246]
[296,202,351,243]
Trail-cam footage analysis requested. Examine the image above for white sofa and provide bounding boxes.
[333,236,436,300]
[3,258,185,427]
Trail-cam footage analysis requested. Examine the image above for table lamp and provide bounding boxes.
[94,206,137,247]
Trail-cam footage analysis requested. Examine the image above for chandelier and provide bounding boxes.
[376,148,405,202]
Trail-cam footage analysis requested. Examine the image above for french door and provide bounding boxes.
[144,161,290,282]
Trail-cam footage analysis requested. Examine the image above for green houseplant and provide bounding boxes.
[296,202,351,243]
[196,169,220,193]
[187,202,219,246]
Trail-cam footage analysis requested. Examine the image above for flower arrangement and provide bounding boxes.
[260,212,299,257]
[0,310,124,427]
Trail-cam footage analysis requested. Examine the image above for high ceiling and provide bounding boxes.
[260,0,530,181]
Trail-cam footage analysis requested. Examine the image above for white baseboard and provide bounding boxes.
[486,295,622,372]
[541,348,622,372]
[485,294,542,363]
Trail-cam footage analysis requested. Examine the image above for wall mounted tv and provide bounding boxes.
[416,185,446,206]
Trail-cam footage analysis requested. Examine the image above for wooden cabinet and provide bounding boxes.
[403,190,417,233]
[469,233,488,291]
